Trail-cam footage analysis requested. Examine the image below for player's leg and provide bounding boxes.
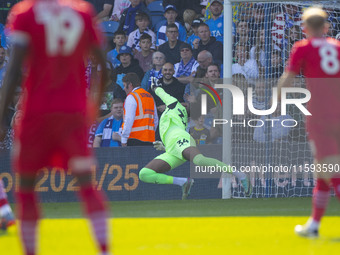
[181,146,252,196]
[294,176,330,238]
[16,173,40,255]
[139,154,188,186]
[139,154,192,200]
[0,178,15,228]
[295,131,340,237]
[70,157,110,255]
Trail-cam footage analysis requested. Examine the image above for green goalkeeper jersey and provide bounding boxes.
[155,87,188,143]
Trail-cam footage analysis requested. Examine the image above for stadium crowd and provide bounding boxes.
[1,0,340,149]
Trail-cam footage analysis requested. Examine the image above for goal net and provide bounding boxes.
[224,1,340,198]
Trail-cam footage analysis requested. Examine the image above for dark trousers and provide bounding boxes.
[127,139,153,146]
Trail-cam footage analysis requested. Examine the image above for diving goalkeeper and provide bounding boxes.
[139,78,252,199]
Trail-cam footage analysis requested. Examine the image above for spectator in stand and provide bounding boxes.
[141,51,165,91]
[150,62,186,115]
[249,29,265,73]
[107,30,127,69]
[193,23,223,66]
[187,18,204,48]
[272,3,302,49]
[158,24,183,65]
[283,24,303,61]
[162,0,202,23]
[186,63,222,114]
[104,61,127,101]
[110,0,130,21]
[205,0,223,42]
[232,66,249,94]
[93,99,124,147]
[200,0,208,16]
[248,3,265,44]
[190,115,211,145]
[121,73,158,146]
[127,11,156,54]
[118,0,151,36]
[0,46,6,88]
[234,20,251,47]
[232,43,259,83]
[193,50,213,78]
[156,5,187,47]
[95,0,114,21]
[250,28,282,76]
[271,49,284,78]
[183,9,197,37]
[174,43,199,85]
[134,33,154,72]
[113,45,144,89]
[188,64,222,142]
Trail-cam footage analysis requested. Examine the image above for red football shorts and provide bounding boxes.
[13,112,92,174]
[307,120,340,161]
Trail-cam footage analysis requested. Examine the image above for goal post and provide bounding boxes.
[222,0,233,199]
[222,1,340,198]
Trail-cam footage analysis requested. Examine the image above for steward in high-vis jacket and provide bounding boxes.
[121,73,158,146]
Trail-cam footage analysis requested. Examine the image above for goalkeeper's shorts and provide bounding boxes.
[155,126,196,170]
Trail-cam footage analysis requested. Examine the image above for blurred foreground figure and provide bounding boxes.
[278,6,340,238]
[0,0,111,254]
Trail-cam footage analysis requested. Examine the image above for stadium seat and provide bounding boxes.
[147,0,164,13]
[101,21,119,36]
[147,0,166,31]
[101,21,119,51]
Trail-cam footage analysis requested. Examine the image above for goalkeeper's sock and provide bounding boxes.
[311,179,330,223]
[173,177,188,186]
[139,168,174,184]
[78,183,109,253]
[192,154,246,180]
[16,190,39,255]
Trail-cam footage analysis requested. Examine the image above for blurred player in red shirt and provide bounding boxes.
[0,0,111,254]
[278,6,340,238]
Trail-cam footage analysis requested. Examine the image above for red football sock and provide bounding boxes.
[331,176,340,200]
[311,179,330,222]
[79,184,109,253]
[16,190,40,255]
[0,198,8,207]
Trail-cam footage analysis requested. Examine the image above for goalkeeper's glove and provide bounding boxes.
[153,141,165,151]
[151,77,162,92]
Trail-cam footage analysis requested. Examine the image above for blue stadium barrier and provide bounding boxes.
[0,143,314,203]
[0,146,222,203]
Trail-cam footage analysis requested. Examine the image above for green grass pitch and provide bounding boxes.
[1,197,339,255]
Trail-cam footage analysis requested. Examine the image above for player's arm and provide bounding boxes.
[0,44,27,131]
[151,78,178,107]
[277,71,296,101]
[121,95,137,146]
[93,136,102,147]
